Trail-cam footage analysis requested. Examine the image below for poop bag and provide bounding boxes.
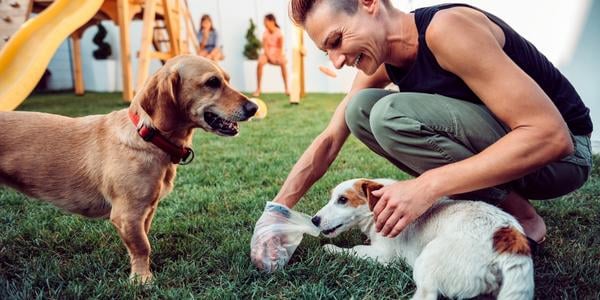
[250,201,320,273]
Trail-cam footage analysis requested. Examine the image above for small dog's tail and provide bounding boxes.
[492,226,535,300]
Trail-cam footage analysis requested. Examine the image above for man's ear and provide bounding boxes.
[359,180,384,211]
[359,0,378,14]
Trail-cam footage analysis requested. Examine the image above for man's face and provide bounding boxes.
[304,1,387,75]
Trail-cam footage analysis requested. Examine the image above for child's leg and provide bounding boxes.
[254,55,267,97]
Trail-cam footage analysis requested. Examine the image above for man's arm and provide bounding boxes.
[373,8,574,237]
[274,65,391,208]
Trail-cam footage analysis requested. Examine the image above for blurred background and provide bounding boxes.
[32,0,600,151]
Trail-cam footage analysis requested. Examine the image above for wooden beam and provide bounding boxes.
[181,0,199,54]
[70,29,85,96]
[135,0,157,92]
[161,0,179,55]
[290,26,305,104]
[117,0,133,101]
[149,51,173,61]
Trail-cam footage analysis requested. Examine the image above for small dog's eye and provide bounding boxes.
[337,196,348,205]
[205,76,221,89]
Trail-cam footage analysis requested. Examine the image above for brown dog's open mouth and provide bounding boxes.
[204,112,239,136]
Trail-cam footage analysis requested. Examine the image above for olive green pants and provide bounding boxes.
[345,89,593,203]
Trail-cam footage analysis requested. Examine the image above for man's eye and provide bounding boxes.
[205,76,221,88]
[337,196,348,204]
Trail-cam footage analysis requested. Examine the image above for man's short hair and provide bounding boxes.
[290,0,390,26]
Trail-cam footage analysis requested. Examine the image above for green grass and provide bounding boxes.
[1,92,599,299]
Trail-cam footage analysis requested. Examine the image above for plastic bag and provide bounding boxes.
[250,201,320,273]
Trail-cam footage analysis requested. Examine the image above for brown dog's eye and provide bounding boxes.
[205,76,221,89]
[337,196,348,205]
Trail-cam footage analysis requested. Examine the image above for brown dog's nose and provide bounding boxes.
[311,216,321,227]
[244,101,258,117]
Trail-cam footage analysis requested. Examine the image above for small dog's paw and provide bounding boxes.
[322,244,342,254]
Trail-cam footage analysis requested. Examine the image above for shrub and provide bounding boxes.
[243,19,261,60]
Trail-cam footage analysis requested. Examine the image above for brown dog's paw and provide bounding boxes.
[129,272,154,285]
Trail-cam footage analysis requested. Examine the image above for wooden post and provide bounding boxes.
[117,0,133,101]
[70,29,85,96]
[181,0,199,54]
[136,0,157,92]
[173,0,185,53]
[289,25,305,104]
[161,0,179,56]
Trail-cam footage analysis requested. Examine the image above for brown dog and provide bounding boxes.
[0,55,257,282]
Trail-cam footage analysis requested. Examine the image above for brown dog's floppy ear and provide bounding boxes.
[359,180,384,211]
[140,69,180,132]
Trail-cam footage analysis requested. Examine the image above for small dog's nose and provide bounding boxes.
[311,216,321,227]
[243,100,258,117]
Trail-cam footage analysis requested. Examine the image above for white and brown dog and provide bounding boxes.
[312,178,534,300]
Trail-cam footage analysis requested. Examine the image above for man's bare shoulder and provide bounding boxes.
[426,7,504,48]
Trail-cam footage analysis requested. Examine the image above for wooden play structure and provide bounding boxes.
[289,24,305,104]
[0,0,199,111]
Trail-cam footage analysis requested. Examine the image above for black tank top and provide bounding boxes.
[385,3,593,135]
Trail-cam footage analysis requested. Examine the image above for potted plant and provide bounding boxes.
[92,23,112,60]
[242,19,261,92]
[86,22,117,92]
[243,19,261,59]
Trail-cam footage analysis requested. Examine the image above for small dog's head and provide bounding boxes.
[312,178,394,238]
[135,55,257,136]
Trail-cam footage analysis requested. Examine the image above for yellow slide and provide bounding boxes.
[0,0,103,111]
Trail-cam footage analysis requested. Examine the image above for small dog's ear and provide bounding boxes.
[140,69,180,132]
[359,180,384,211]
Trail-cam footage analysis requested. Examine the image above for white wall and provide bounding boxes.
[560,0,600,152]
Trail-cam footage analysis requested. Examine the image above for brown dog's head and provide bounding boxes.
[135,55,257,136]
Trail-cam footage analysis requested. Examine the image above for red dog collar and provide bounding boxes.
[128,110,194,165]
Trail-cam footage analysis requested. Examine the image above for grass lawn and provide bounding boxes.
[1,92,599,299]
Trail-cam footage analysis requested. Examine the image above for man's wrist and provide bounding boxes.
[417,169,447,202]
[273,197,295,209]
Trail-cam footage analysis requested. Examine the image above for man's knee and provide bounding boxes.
[345,89,378,135]
[369,95,419,142]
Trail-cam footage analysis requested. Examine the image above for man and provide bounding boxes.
[251,0,593,272]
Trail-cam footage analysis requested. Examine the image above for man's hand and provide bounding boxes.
[250,201,320,272]
[371,179,439,238]
[250,202,291,272]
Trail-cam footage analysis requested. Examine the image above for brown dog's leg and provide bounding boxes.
[144,203,158,235]
[110,204,154,283]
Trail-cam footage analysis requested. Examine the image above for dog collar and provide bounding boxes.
[128,110,194,165]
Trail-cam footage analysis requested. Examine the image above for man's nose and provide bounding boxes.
[329,51,346,69]
[311,216,321,227]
